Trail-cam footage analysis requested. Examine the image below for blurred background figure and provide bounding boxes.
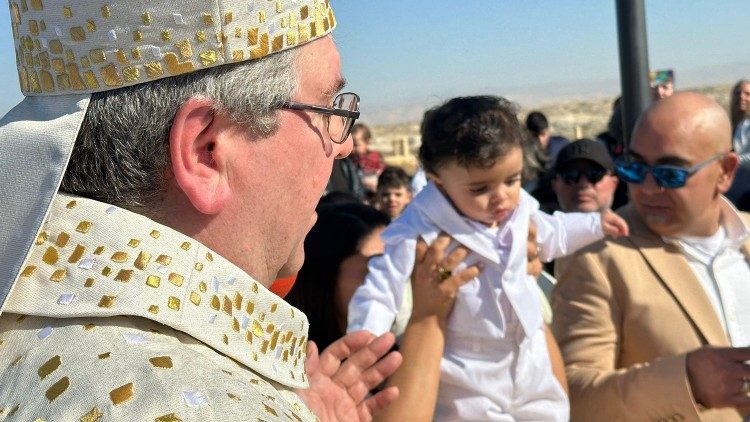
[285,203,390,351]
[727,78,750,211]
[525,111,570,165]
[730,79,750,165]
[552,139,619,213]
[326,156,366,203]
[351,123,386,196]
[649,69,675,100]
[375,166,413,220]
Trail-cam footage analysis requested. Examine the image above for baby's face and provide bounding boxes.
[432,147,523,228]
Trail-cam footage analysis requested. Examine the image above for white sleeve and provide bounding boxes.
[346,238,417,336]
[532,210,604,262]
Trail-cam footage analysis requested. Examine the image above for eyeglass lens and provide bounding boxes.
[329,93,359,144]
[560,168,607,185]
[616,162,688,188]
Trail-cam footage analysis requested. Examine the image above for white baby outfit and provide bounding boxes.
[348,182,604,421]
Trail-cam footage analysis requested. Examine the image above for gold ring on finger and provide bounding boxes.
[437,266,452,281]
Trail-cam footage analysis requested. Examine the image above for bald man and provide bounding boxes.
[552,93,750,421]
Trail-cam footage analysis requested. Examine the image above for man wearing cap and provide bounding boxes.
[552,139,619,213]
[0,1,402,420]
[552,93,750,421]
[651,69,675,100]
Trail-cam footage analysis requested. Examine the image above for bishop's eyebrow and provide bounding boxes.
[323,77,346,99]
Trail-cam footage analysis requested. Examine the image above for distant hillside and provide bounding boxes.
[369,83,734,174]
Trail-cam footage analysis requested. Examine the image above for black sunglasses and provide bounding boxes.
[557,167,608,185]
[615,153,724,189]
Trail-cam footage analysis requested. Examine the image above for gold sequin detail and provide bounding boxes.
[149,356,172,368]
[148,305,159,314]
[98,295,115,308]
[224,11,233,24]
[56,232,70,247]
[194,262,204,271]
[86,20,96,32]
[189,291,201,306]
[198,281,207,293]
[222,296,233,315]
[83,323,96,331]
[144,61,163,78]
[196,30,206,43]
[109,383,134,405]
[80,406,103,422]
[252,282,259,294]
[12,355,23,365]
[252,320,264,337]
[259,10,266,23]
[21,265,37,277]
[167,273,184,287]
[66,199,79,208]
[167,296,180,310]
[131,47,141,60]
[246,301,254,315]
[63,5,72,18]
[68,244,85,263]
[161,30,171,41]
[234,293,242,310]
[150,230,160,239]
[155,255,171,265]
[180,242,191,251]
[30,0,42,10]
[101,63,122,87]
[146,275,160,288]
[232,50,244,62]
[42,246,59,265]
[210,295,220,310]
[134,251,151,270]
[84,278,95,287]
[76,221,92,233]
[141,12,152,25]
[35,231,48,245]
[111,251,128,263]
[223,334,229,345]
[202,13,213,25]
[70,26,86,42]
[227,392,240,401]
[133,30,143,42]
[232,317,240,332]
[198,50,217,66]
[155,413,182,422]
[270,303,278,313]
[127,239,140,248]
[50,269,66,282]
[45,377,69,402]
[98,352,110,359]
[100,6,110,18]
[114,269,133,282]
[94,246,105,255]
[175,39,193,58]
[264,403,278,417]
[101,266,111,276]
[205,252,213,262]
[38,355,61,379]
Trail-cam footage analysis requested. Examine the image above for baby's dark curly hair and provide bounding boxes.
[419,96,526,174]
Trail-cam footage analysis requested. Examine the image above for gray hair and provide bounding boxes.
[60,48,298,210]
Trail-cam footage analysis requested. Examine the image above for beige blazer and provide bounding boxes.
[552,204,750,422]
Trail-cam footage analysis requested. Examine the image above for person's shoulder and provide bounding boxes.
[0,313,315,421]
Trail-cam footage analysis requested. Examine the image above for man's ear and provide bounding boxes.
[169,98,231,215]
[717,152,739,193]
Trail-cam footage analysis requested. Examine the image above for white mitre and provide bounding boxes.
[0,0,336,314]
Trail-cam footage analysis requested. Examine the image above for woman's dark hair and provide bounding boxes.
[418,95,526,174]
[285,203,389,350]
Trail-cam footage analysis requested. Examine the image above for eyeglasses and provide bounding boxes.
[281,92,360,144]
[557,167,608,185]
[615,153,725,189]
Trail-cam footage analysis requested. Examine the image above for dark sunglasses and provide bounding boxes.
[557,168,608,185]
[615,153,724,189]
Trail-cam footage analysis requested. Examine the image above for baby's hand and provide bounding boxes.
[601,209,629,238]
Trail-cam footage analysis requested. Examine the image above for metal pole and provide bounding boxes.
[615,0,652,149]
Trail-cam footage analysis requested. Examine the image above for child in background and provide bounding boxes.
[348,96,628,421]
[375,166,413,220]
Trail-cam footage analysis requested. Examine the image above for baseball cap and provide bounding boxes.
[554,139,614,173]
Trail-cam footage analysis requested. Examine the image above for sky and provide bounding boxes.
[1,1,748,123]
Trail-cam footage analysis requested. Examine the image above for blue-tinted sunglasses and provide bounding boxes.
[615,153,725,189]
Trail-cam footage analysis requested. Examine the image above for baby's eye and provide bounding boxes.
[469,186,488,194]
[505,176,521,186]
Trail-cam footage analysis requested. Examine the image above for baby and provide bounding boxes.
[347,96,628,421]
